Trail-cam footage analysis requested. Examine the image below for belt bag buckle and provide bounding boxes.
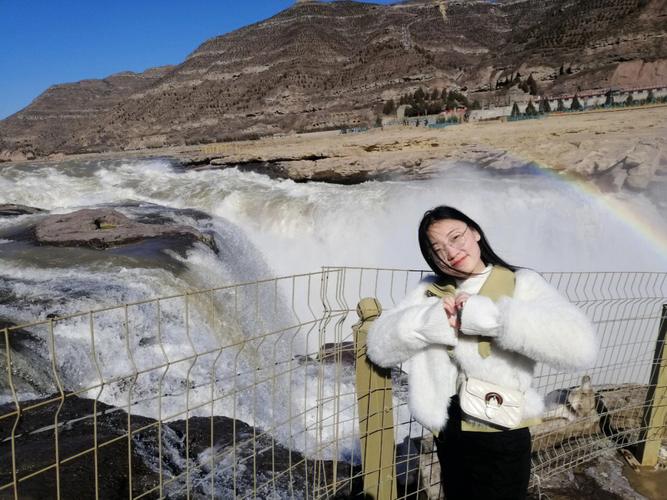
[484,391,503,419]
[459,376,524,429]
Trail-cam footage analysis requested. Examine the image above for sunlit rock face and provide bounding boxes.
[33,208,216,250]
[1,0,665,159]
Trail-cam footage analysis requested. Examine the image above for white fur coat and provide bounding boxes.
[366,269,598,431]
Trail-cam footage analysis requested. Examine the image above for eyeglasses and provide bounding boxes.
[434,225,469,254]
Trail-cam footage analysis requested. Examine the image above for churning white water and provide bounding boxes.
[1,158,666,461]
[2,158,666,273]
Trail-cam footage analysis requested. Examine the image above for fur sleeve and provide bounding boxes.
[494,269,598,370]
[366,278,458,368]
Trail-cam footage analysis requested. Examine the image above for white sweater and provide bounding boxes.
[366,268,598,431]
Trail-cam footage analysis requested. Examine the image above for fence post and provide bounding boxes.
[354,298,397,500]
[635,304,667,467]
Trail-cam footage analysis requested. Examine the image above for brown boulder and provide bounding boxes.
[34,208,215,250]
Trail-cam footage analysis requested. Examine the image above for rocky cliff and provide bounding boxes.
[1,0,665,161]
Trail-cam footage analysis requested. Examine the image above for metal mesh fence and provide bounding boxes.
[1,268,665,498]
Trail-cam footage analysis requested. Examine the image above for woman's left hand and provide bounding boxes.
[455,292,470,311]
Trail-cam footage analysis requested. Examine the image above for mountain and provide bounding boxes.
[1,0,666,161]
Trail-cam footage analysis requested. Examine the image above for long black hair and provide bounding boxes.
[418,205,516,280]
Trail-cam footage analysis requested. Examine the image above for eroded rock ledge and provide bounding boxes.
[176,107,667,191]
[34,208,216,251]
[0,204,45,217]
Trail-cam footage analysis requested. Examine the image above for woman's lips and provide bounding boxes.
[451,255,466,267]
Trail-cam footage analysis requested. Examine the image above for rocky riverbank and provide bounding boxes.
[5,106,665,194]
[178,106,667,193]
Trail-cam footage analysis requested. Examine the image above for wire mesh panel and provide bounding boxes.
[324,268,667,495]
[1,272,350,499]
[531,272,667,483]
[1,268,665,499]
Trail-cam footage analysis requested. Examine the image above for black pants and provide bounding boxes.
[435,396,532,500]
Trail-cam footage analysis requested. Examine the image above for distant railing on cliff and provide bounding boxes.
[1,269,665,498]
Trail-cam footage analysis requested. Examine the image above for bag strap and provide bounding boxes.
[425,281,456,298]
[426,266,515,358]
[475,266,515,357]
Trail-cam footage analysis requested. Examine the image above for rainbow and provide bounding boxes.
[527,161,667,260]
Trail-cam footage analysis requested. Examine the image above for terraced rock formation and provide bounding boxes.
[1,0,665,161]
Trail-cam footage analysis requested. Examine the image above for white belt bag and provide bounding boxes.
[459,376,525,429]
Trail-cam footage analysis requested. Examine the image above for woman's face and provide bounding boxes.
[427,218,486,277]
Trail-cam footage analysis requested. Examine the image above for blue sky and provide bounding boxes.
[0,0,397,120]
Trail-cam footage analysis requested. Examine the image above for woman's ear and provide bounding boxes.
[471,228,481,242]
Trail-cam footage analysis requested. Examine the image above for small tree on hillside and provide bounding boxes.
[413,100,426,115]
[625,93,635,106]
[414,87,426,102]
[526,74,539,95]
[431,88,440,100]
[447,89,469,109]
[525,100,538,116]
[511,102,521,117]
[445,94,457,111]
[557,98,565,111]
[427,101,443,115]
[570,95,583,111]
[539,99,551,113]
[383,99,396,115]
[647,89,656,104]
[605,90,614,107]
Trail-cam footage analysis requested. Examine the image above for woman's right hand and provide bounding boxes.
[442,296,459,329]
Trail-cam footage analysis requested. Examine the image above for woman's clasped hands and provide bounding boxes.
[443,292,470,329]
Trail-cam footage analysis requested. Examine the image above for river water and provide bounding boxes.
[2,157,665,274]
[1,157,666,464]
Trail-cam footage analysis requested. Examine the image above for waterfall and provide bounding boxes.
[1,157,666,459]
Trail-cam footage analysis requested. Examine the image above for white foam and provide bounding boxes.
[1,158,666,462]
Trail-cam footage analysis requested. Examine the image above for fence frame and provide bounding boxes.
[636,303,667,466]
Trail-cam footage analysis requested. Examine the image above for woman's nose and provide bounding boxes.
[444,245,459,260]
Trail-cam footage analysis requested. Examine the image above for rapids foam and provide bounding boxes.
[1,157,666,460]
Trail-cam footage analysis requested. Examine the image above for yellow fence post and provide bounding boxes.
[353,298,397,500]
[636,304,667,467]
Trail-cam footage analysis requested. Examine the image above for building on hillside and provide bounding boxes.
[470,85,667,120]
[439,106,467,120]
[468,106,512,121]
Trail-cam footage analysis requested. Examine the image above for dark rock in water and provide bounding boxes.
[197,157,376,185]
[0,204,45,217]
[33,208,217,252]
[0,394,363,499]
[317,342,356,365]
[0,395,158,499]
[293,342,357,366]
[0,320,53,397]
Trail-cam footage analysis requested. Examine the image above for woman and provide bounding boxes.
[366,206,597,499]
